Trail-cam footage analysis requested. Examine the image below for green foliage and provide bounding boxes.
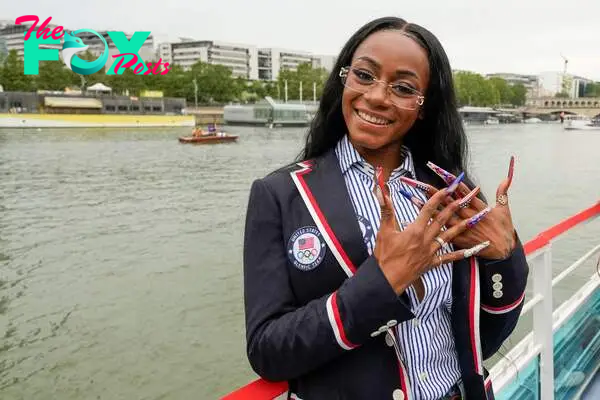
[0,50,35,91]
[277,62,330,101]
[453,71,527,107]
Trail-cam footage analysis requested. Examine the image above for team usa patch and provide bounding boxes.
[356,214,374,245]
[287,226,326,271]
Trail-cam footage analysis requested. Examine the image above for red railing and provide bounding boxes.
[222,200,600,400]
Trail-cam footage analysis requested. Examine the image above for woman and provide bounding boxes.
[243,16,528,400]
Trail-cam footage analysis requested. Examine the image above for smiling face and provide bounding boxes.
[341,29,430,156]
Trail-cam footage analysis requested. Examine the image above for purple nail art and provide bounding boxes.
[446,172,465,194]
[400,176,431,192]
[398,188,425,208]
[426,161,456,185]
[467,207,491,228]
[458,186,480,209]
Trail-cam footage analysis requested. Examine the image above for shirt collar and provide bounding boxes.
[335,134,416,180]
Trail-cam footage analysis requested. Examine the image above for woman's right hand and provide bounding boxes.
[373,174,490,295]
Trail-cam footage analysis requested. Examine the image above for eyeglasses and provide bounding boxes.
[339,66,425,110]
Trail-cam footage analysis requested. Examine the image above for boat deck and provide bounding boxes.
[582,369,600,400]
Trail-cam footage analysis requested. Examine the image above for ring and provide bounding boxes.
[459,200,471,209]
[497,193,508,206]
[434,236,446,249]
[437,254,443,268]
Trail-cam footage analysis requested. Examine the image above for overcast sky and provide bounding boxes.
[6,0,600,80]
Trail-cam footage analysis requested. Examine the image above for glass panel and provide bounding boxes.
[496,356,540,400]
[553,287,600,399]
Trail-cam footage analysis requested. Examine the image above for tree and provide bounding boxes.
[35,61,79,90]
[0,50,35,91]
[488,77,513,105]
[276,62,330,101]
[454,71,498,106]
[510,84,527,106]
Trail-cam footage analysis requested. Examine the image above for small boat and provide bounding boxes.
[178,134,238,144]
[179,123,238,144]
[564,115,600,131]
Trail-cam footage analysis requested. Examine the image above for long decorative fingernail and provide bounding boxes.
[374,166,385,205]
[399,176,435,193]
[507,156,515,187]
[467,207,491,228]
[458,186,480,209]
[446,172,465,195]
[463,241,490,258]
[427,161,456,185]
[398,188,425,208]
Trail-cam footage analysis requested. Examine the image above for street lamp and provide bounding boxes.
[192,77,198,108]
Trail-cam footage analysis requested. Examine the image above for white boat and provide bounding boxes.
[223,201,600,400]
[563,115,600,130]
[484,117,500,125]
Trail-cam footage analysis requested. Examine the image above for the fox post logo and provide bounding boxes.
[16,15,170,76]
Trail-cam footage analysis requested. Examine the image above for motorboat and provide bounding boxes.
[563,115,600,130]
[179,124,238,144]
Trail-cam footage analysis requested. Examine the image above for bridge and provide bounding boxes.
[524,97,600,117]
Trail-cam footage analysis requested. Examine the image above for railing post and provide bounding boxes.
[532,245,554,399]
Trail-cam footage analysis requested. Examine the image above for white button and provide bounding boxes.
[492,282,503,291]
[392,389,405,400]
[412,318,420,326]
[419,372,428,381]
[492,274,502,282]
[378,325,388,333]
[493,290,503,298]
[385,332,395,347]
[387,319,398,327]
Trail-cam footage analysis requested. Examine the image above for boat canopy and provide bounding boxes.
[44,97,103,109]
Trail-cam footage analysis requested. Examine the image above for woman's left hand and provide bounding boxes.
[401,157,517,260]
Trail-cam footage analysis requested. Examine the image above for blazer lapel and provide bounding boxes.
[289,151,370,278]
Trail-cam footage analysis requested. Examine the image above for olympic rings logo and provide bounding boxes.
[297,248,318,261]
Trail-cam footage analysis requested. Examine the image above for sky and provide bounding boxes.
[6,0,600,80]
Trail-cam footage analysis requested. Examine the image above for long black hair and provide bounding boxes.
[297,16,473,185]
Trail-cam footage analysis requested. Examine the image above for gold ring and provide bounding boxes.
[434,236,446,249]
[497,194,508,206]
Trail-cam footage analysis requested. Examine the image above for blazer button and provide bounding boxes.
[392,389,405,400]
[492,273,502,282]
[370,330,382,337]
[492,282,503,291]
[387,319,398,327]
[493,290,503,298]
[385,332,395,347]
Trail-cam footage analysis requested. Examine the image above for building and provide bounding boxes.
[485,72,540,99]
[72,30,155,72]
[0,37,7,61]
[0,20,62,58]
[159,39,259,79]
[159,38,337,81]
[0,20,155,72]
[537,71,594,98]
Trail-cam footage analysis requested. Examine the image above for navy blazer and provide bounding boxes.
[243,148,529,400]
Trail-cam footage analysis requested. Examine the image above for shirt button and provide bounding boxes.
[385,332,395,347]
[392,389,405,400]
[412,318,420,326]
[419,372,429,381]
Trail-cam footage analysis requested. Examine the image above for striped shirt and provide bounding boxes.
[334,134,462,400]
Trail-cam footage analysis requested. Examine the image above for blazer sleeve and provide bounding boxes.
[243,178,414,382]
[478,232,529,359]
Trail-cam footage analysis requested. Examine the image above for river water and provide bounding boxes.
[0,123,598,399]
